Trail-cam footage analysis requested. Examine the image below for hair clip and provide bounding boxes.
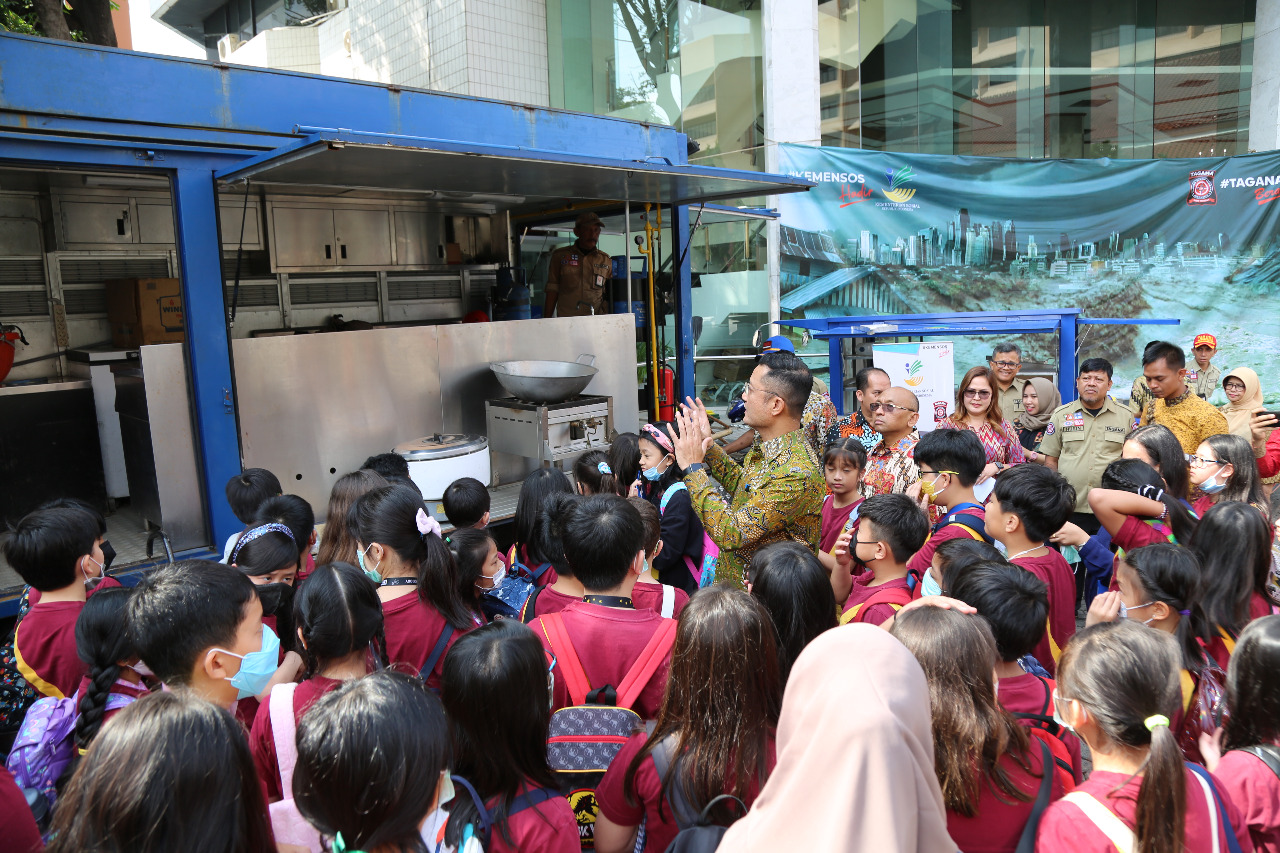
[332,832,364,853]
[597,461,613,475]
[415,508,442,538]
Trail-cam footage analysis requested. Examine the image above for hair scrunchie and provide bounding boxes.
[1137,484,1165,503]
[415,507,442,539]
[597,461,613,475]
[1144,714,1170,732]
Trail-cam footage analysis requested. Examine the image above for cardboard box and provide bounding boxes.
[105,278,185,347]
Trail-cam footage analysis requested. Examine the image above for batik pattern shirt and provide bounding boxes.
[802,388,840,458]
[861,430,922,499]
[936,418,1026,466]
[686,429,825,589]
[825,410,882,453]
[1139,388,1229,453]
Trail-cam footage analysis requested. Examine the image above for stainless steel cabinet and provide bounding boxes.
[61,201,133,243]
[334,208,392,265]
[393,210,445,266]
[270,205,393,269]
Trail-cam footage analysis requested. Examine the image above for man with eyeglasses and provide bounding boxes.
[670,350,826,589]
[860,387,924,499]
[1037,358,1134,535]
[824,366,890,452]
[989,343,1027,421]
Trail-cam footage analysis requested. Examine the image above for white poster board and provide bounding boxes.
[872,342,956,433]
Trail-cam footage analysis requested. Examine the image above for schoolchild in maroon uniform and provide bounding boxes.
[817,437,867,599]
[72,587,151,754]
[905,429,991,580]
[1090,458,1199,553]
[251,494,317,584]
[832,493,929,625]
[1190,502,1277,669]
[441,621,579,853]
[350,483,479,690]
[508,469,574,584]
[25,498,124,607]
[292,671,452,853]
[518,493,585,621]
[4,505,113,699]
[985,465,1077,676]
[222,467,283,562]
[449,526,513,622]
[1035,621,1252,853]
[443,475,506,567]
[892,607,1064,852]
[1201,615,1280,853]
[930,537,1005,594]
[531,495,675,719]
[627,497,690,619]
[747,542,838,686]
[250,562,386,802]
[595,588,781,853]
[950,562,1083,782]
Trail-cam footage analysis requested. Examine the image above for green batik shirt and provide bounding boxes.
[685,427,826,589]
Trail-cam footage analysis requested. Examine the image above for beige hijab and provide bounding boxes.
[717,624,955,853]
[1220,366,1267,439]
[1015,377,1060,432]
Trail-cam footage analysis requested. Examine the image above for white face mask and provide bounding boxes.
[476,562,507,591]
[82,555,104,587]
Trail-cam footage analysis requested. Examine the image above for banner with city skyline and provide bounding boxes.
[775,144,1280,403]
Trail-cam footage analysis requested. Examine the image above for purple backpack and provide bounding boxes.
[6,690,135,805]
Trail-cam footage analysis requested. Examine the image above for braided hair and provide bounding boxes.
[1099,458,1198,544]
[294,563,387,680]
[74,588,139,750]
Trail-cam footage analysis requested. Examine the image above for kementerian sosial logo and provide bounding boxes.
[904,359,924,387]
[882,166,917,203]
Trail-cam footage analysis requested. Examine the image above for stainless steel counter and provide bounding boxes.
[0,379,92,397]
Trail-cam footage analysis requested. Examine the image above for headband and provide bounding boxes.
[1144,714,1170,732]
[229,523,295,564]
[597,461,613,475]
[641,423,674,454]
[416,508,442,539]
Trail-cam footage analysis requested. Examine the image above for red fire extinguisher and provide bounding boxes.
[658,365,676,422]
[0,324,26,385]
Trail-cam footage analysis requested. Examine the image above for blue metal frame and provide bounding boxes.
[782,310,1180,409]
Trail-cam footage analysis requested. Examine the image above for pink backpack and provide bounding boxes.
[268,683,324,852]
[659,483,720,588]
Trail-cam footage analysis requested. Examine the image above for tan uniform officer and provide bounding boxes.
[989,343,1026,420]
[1039,357,1134,534]
[544,211,612,318]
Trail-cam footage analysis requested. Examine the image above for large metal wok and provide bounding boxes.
[489,354,598,403]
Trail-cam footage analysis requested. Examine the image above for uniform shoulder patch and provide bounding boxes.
[1044,423,1055,435]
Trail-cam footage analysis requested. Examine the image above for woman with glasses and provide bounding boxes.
[1187,433,1267,518]
[937,366,1024,483]
[1220,367,1280,495]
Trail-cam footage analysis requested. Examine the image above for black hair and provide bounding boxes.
[1221,615,1280,752]
[1271,488,1280,529]
[513,468,574,551]
[361,452,410,480]
[230,527,299,577]
[225,468,282,525]
[294,671,451,853]
[1078,357,1114,379]
[757,350,813,415]
[1189,501,1274,638]
[855,366,890,393]
[574,449,619,496]
[627,496,662,557]
[1126,425,1191,502]
[3,505,100,591]
[747,541,838,685]
[914,428,986,487]
[39,497,107,536]
[442,477,490,529]
[949,562,1048,662]
[385,474,423,497]
[447,527,497,597]
[75,587,139,750]
[1100,458,1197,544]
[1142,340,1185,371]
[992,464,1076,543]
[530,492,577,578]
[558,494,644,591]
[348,484,473,632]
[822,436,867,472]
[607,432,642,495]
[933,538,1006,594]
[638,422,684,494]
[46,691,275,853]
[857,493,929,563]
[992,342,1022,359]
[127,560,257,687]
[294,562,387,679]
[252,494,315,562]
[1122,544,1212,675]
[441,621,560,849]
[1203,434,1266,507]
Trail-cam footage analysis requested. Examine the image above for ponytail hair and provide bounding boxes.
[529,492,577,578]
[75,588,138,750]
[294,562,387,679]
[1058,622,1184,853]
[348,484,473,632]
[1121,544,1212,674]
[447,527,495,604]
[573,450,618,497]
[1100,458,1198,544]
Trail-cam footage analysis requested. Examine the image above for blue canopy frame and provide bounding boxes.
[780,309,1180,413]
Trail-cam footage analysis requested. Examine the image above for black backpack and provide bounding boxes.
[646,724,748,853]
[0,589,40,749]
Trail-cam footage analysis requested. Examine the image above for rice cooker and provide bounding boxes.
[393,434,490,502]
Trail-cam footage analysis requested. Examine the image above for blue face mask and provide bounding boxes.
[217,625,280,700]
[641,456,671,481]
[357,544,382,584]
[1199,469,1228,494]
[921,569,943,598]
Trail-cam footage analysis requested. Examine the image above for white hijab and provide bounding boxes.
[718,624,955,853]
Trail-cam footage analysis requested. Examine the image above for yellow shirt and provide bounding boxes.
[1139,389,1229,454]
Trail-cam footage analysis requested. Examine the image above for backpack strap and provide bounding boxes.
[269,682,300,800]
[506,786,561,819]
[646,722,697,830]
[520,585,543,624]
[1238,745,1280,781]
[659,482,687,514]
[839,585,914,625]
[948,513,992,543]
[616,620,678,711]
[1013,740,1055,853]
[529,562,553,583]
[420,625,455,681]
[1218,626,1237,656]
[539,613,591,706]
[1187,761,1244,853]
[1062,791,1134,853]
[660,585,675,619]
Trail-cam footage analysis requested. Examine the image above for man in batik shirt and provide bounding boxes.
[825,366,890,452]
[861,387,923,499]
[673,351,826,589]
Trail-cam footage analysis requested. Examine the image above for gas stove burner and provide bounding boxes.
[489,394,611,412]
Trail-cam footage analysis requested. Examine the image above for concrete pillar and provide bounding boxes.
[1250,0,1280,152]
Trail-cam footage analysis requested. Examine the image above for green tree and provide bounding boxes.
[0,0,118,46]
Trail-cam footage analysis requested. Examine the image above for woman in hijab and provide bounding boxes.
[1015,377,1060,464]
[717,623,955,853]
[1221,366,1277,492]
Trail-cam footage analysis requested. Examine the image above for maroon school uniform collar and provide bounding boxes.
[582,594,634,609]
